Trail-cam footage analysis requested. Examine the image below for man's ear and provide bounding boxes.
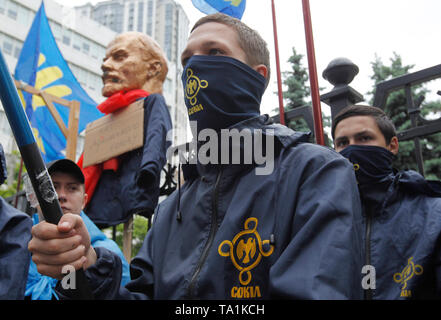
[387,136,399,155]
[82,193,88,211]
[147,60,162,78]
[253,64,268,79]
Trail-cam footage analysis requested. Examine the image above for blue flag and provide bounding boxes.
[191,0,246,19]
[14,2,102,162]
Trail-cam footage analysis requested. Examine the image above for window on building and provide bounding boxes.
[82,43,90,54]
[7,8,16,20]
[50,22,62,42]
[165,4,174,61]
[165,78,172,94]
[16,2,31,27]
[6,0,17,20]
[3,41,12,55]
[146,0,153,35]
[128,2,134,31]
[137,2,144,32]
[14,46,21,58]
[62,35,71,46]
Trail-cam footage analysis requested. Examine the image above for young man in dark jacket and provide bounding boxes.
[332,104,441,299]
[29,13,364,300]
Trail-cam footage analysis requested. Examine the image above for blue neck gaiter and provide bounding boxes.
[181,55,266,133]
[339,144,395,186]
[340,145,396,210]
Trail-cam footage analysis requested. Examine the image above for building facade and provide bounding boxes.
[76,0,191,150]
[0,0,190,188]
[0,0,117,185]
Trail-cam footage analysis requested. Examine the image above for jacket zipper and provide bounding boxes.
[187,168,223,298]
[364,208,373,300]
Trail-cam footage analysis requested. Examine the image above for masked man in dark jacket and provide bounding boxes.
[29,13,364,300]
[332,104,441,299]
[0,143,32,299]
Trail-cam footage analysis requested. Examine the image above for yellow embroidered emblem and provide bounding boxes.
[225,0,242,7]
[393,257,423,297]
[218,217,274,286]
[184,68,208,107]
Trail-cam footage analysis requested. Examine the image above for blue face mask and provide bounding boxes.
[181,55,266,133]
[339,144,394,185]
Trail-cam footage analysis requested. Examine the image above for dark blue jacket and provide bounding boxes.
[59,115,364,299]
[0,197,32,299]
[361,170,441,299]
[85,94,172,228]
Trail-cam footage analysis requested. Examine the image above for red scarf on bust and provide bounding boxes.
[78,89,149,205]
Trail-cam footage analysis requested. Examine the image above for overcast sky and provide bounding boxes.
[54,0,441,116]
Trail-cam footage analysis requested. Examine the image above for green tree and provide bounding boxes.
[369,53,441,180]
[104,215,150,259]
[0,151,25,199]
[278,47,310,134]
[279,47,331,145]
[283,48,310,110]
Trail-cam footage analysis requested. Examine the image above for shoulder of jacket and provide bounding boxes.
[144,93,166,106]
[282,142,343,162]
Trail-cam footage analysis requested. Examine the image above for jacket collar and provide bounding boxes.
[181,115,310,180]
[362,170,441,217]
[398,170,441,197]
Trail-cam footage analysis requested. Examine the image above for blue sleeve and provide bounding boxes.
[81,212,131,286]
[69,242,153,300]
[136,94,173,192]
[0,199,32,300]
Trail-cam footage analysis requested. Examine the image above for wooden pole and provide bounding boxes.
[271,0,286,125]
[123,217,133,262]
[302,0,325,145]
[14,79,80,158]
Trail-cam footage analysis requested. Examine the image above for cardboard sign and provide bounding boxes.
[82,100,144,168]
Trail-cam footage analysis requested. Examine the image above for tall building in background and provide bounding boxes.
[0,0,116,183]
[0,0,190,186]
[76,0,190,151]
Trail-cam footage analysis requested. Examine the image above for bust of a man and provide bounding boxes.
[101,31,168,97]
[81,31,172,228]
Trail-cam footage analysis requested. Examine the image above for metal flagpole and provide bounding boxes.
[271,0,286,125]
[301,0,325,145]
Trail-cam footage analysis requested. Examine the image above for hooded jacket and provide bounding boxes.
[0,197,32,299]
[360,170,441,299]
[84,94,172,228]
[58,115,365,300]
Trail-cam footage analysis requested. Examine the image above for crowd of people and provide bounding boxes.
[1,13,440,300]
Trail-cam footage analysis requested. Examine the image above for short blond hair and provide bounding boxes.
[191,13,270,88]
